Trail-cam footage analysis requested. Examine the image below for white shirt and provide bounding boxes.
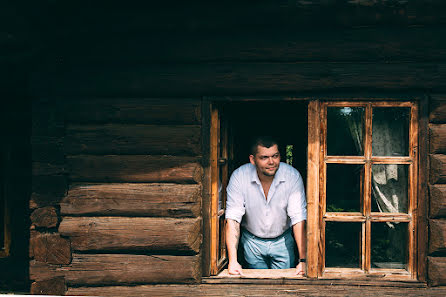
[225,162,307,238]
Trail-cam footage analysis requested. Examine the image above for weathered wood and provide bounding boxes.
[428,257,446,286]
[60,183,201,217]
[62,98,201,124]
[30,254,200,285]
[429,96,446,123]
[429,124,446,154]
[30,206,58,228]
[65,124,201,156]
[31,277,65,296]
[29,233,71,265]
[30,175,67,209]
[66,254,200,285]
[428,219,446,254]
[30,62,446,97]
[429,154,446,184]
[61,27,446,64]
[32,162,65,176]
[430,185,446,218]
[66,284,446,297]
[59,217,201,253]
[67,155,202,183]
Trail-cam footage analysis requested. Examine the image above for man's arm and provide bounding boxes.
[225,219,243,275]
[292,220,306,276]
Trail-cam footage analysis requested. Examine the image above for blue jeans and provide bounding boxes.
[240,229,296,269]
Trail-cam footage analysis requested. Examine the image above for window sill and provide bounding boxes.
[202,269,426,288]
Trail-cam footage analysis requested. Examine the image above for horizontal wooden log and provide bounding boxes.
[429,219,446,254]
[57,27,446,64]
[66,284,445,297]
[30,254,200,286]
[430,185,446,218]
[430,96,446,123]
[60,183,201,217]
[428,257,446,286]
[31,277,66,296]
[30,175,67,209]
[29,233,71,265]
[65,124,201,156]
[32,162,65,176]
[430,124,446,154]
[67,155,202,183]
[63,98,201,124]
[30,62,446,97]
[430,154,446,184]
[59,217,201,253]
[30,206,59,228]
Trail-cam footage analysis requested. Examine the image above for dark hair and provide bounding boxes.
[250,136,279,156]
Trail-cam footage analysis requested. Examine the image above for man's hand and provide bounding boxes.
[228,261,244,276]
[294,262,306,276]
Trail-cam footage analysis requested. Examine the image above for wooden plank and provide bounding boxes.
[306,100,320,278]
[430,185,446,218]
[30,206,58,228]
[428,219,446,254]
[66,284,446,297]
[429,96,446,123]
[29,233,71,265]
[31,277,66,296]
[428,257,446,286]
[429,124,446,154]
[67,155,203,183]
[59,217,201,253]
[56,27,446,64]
[63,98,201,124]
[30,62,446,97]
[60,183,201,217]
[65,124,201,156]
[429,154,446,184]
[30,254,201,285]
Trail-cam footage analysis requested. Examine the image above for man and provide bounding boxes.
[225,136,307,276]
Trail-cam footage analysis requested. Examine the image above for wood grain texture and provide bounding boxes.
[30,277,66,296]
[59,217,202,253]
[428,257,446,286]
[428,219,446,254]
[430,185,446,218]
[429,154,446,184]
[63,98,201,124]
[65,284,446,297]
[65,124,201,156]
[29,233,71,265]
[30,62,446,97]
[429,124,446,154]
[429,96,446,123]
[67,155,203,183]
[30,254,201,285]
[30,175,67,209]
[30,206,59,228]
[60,183,201,217]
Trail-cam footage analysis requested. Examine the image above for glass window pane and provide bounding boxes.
[372,107,410,156]
[325,222,361,268]
[326,164,363,212]
[327,107,364,156]
[371,164,408,213]
[371,222,408,270]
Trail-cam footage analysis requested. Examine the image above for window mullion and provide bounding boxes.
[363,103,373,272]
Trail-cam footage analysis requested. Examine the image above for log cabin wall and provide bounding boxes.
[16,0,446,294]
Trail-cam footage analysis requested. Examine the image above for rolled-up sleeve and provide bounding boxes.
[287,173,307,225]
[225,170,245,223]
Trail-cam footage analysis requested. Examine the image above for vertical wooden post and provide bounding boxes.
[307,100,320,278]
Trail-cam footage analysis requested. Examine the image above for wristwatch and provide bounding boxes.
[298,258,306,263]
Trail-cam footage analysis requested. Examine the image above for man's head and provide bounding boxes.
[249,136,280,177]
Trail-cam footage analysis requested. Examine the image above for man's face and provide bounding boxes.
[249,144,280,177]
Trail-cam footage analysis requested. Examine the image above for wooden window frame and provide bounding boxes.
[308,100,420,280]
